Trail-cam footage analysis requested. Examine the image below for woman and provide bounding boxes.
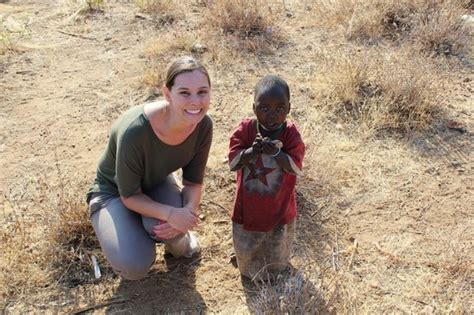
[86,56,212,280]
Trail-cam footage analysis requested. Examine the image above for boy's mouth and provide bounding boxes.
[265,122,280,130]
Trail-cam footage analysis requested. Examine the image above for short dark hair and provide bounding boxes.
[165,56,211,89]
[254,75,290,101]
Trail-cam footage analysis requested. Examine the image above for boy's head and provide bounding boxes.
[253,75,291,132]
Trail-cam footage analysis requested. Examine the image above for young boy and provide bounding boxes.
[228,75,305,279]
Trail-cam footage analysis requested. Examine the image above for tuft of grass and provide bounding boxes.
[245,268,327,314]
[308,0,418,43]
[201,0,286,58]
[308,0,472,57]
[0,15,31,54]
[312,47,444,134]
[0,172,103,308]
[135,0,172,15]
[0,207,50,308]
[135,0,176,25]
[207,0,275,38]
[85,0,104,12]
[410,1,473,57]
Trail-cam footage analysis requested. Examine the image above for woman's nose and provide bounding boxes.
[189,94,199,105]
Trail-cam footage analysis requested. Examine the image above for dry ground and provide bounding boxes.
[1,0,473,313]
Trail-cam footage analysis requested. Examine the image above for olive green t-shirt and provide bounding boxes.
[87,104,213,201]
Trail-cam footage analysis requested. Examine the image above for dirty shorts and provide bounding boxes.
[232,219,295,280]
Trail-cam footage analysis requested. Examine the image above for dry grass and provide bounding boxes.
[308,0,472,57]
[135,0,176,25]
[0,15,31,54]
[207,0,274,37]
[311,46,445,134]
[1,0,472,313]
[246,268,327,314]
[411,2,473,57]
[0,172,103,309]
[204,0,285,55]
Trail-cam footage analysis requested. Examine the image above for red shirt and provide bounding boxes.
[229,119,305,232]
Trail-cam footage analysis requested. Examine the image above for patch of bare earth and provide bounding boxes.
[1,0,472,313]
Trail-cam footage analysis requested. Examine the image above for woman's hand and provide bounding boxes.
[153,222,182,240]
[166,206,198,233]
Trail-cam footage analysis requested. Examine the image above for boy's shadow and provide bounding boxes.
[106,250,206,314]
[240,266,330,314]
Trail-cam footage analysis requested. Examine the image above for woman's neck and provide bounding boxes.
[145,101,196,144]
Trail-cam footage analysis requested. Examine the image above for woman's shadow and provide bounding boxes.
[106,249,206,313]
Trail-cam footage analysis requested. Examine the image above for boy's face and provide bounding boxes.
[253,86,290,132]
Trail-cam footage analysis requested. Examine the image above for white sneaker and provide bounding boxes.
[185,232,201,258]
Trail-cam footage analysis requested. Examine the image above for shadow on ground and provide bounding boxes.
[106,253,206,313]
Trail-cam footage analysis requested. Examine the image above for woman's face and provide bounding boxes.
[164,70,211,125]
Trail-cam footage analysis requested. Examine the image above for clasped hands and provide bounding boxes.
[153,204,198,240]
[248,134,280,156]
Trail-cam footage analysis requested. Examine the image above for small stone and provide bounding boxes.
[191,43,207,54]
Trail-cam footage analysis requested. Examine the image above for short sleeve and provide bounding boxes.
[182,116,213,184]
[115,134,144,197]
[228,119,253,171]
[283,124,305,175]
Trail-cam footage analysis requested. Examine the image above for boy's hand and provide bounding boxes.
[261,137,279,155]
[251,133,264,154]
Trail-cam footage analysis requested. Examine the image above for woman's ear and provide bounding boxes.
[163,85,171,102]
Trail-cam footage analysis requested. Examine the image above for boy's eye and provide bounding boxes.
[259,106,268,112]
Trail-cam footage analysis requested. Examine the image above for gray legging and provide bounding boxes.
[90,175,195,280]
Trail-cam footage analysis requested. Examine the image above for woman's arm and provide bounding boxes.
[151,180,203,239]
[181,180,203,213]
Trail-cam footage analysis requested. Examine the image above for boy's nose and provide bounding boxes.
[268,111,278,119]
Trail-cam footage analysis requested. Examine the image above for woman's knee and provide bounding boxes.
[111,253,155,280]
[147,175,182,208]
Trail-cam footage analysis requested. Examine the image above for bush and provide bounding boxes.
[207,0,275,38]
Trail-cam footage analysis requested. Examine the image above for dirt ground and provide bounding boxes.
[1,0,473,313]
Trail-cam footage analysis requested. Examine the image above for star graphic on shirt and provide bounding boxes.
[245,156,275,186]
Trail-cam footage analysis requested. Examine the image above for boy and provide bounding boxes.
[228,75,305,279]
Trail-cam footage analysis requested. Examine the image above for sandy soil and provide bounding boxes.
[1,0,472,313]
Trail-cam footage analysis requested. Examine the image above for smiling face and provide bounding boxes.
[164,70,211,126]
[253,86,290,132]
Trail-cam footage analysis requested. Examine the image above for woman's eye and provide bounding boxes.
[198,90,208,96]
[180,91,190,96]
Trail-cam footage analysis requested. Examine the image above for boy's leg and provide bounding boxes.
[141,174,200,258]
[90,197,156,280]
[263,219,296,274]
[232,222,266,279]
[233,220,296,279]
